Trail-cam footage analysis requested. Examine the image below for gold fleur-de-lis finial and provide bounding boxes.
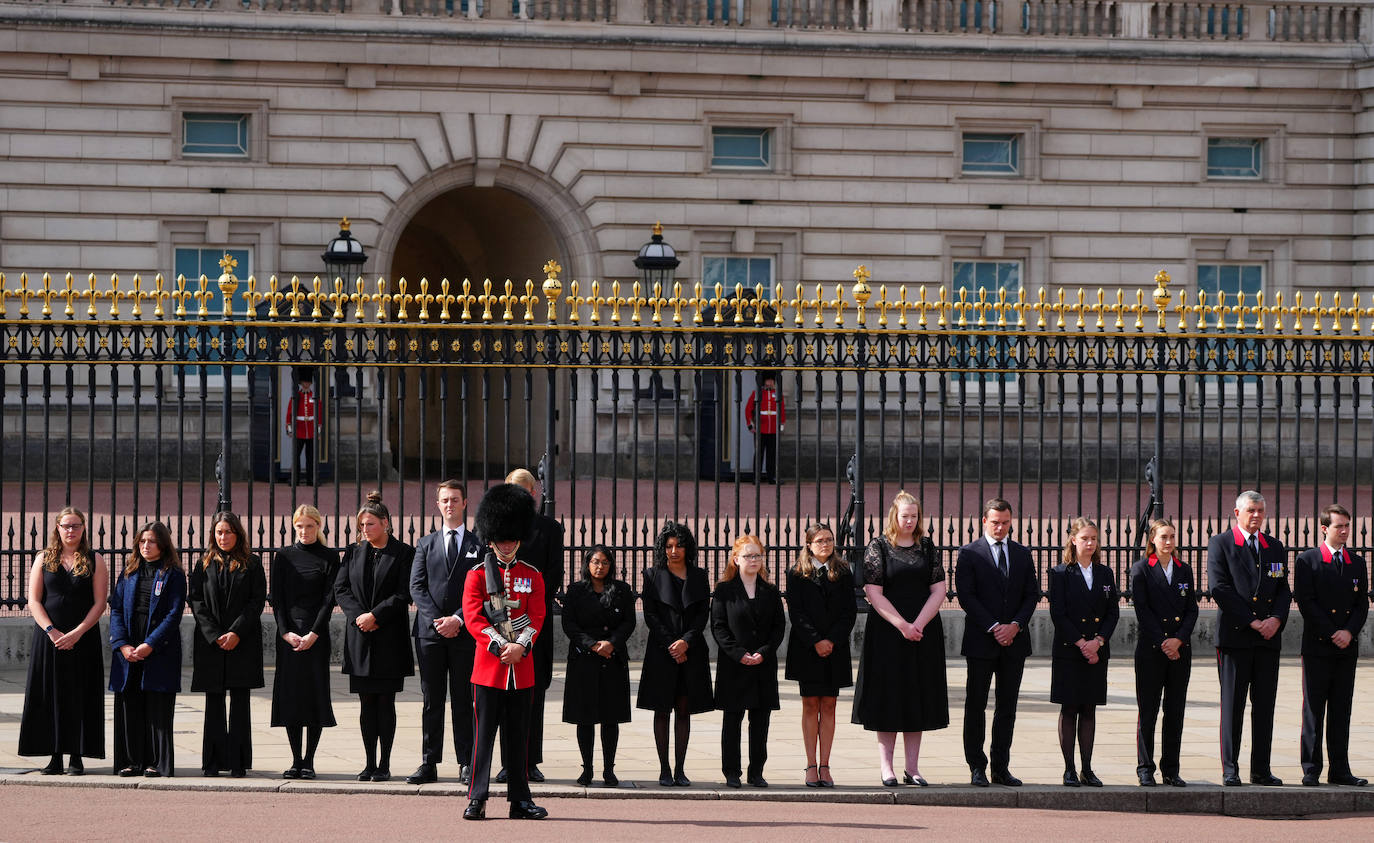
[219,253,238,273]
[543,260,562,278]
[340,217,351,231]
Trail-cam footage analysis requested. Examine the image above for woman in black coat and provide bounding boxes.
[335,491,415,782]
[711,535,786,788]
[189,511,267,778]
[637,520,713,787]
[269,503,339,779]
[1049,516,1120,787]
[562,544,636,787]
[784,522,856,787]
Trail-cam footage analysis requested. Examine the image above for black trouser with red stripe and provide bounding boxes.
[1216,647,1279,779]
[1300,652,1357,779]
[468,685,531,802]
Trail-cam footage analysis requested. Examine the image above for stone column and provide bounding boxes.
[1118,0,1149,38]
[870,0,900,30]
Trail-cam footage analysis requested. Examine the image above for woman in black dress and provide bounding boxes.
[784,522,856,787]
[19,507,108,775]
[711,534,786,788]
[109,521,185,777]
[852,491,948,787]
[561,544,636,787]
[1049,516,1119,787]
[637,521,713,787]
[189,511,266,778]
[270,503,339,779]
[335,491,414,782]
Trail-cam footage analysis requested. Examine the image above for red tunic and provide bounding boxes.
[745,387,785,434]
[286,387,318,439]
[462,559,545,690]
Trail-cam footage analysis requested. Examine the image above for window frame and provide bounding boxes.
[172,246,253,382]
[709,127,772,170]
[960,133,1022,177]
[1205,137,1264,181]
[182,113,250,158]
[170,98,268,164]
[703,113,792,176]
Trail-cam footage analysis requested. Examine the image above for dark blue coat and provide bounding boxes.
[109,564,186,694]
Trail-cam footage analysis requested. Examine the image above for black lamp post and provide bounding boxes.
[633,222,679,400]
[322,217,367,284]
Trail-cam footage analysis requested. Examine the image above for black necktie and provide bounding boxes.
[995,541,1008,578]
[1249,536,1260,566]
[1334,549,1344,566]
[447,530,460,568]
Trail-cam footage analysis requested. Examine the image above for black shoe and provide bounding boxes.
[1250,773,1283,786]
[462,799,486,821]
[1161,774,1186,787]
[509,800,548,820]
[494,767,508,784]
[371,768,391,783]
[1063,769,1080,787]
[299,768,316,780]
[576,767,593,786]
[357,768,375,782]
[406,764,438,785]
[203,768,220,778]
[746,774,768,788]
[991,770,1022,787]
[1080,769,1103,787]
[882,776,899,787]
[143,768,161,778]
[458,764,471,785]
[725,774,742,788]
[970,769,990,787]
[1303,774,1321,787]
[603,770,619,788]
[1331,774,1369,786]
[1223,774,1244,787]
[903,771,929,787]
[1138,771,1157,787]
[40,757,63,775]
[659,771,674,787]
[527,765,545,783]
[118,766,140,778]
[673,771,691,787]
[66,758,84,776]
[229,769,246,779]
[282,767,302,780]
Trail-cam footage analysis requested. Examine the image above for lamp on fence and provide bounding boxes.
[322,217,367,284]
[633,222,680,400]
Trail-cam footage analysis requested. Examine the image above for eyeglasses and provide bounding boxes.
[58,523,83,531]
[739,553,764,561]
[810,537,834,545]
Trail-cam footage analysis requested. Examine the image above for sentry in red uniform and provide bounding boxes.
[286,382,318,439]
[744,381,786,434]
[462,557,545,691]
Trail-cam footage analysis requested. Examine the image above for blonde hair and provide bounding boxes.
[720,534,769,584]
[292,504,323,527]
[1061,517,1101,565]
[884,491,925,544]
[505,468,536,492]
[44,507,92,578]
[793,522,848,582]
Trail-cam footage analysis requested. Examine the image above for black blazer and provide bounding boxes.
[1207,526,1291,651]
[710,577,786,711]
[784,566,857,687]
[955,536,1040,659]
[1048,562,1120,660]
[641,564,711,650]
[562,579,637,666]
[514,513,565,688]
[335,537,416,679]
[189,554,268,691]
[1294,545,1369,657]
[1129,554,1198,654]
[410,526,483,641]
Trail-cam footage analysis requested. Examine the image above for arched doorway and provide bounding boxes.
[384,184,572,479]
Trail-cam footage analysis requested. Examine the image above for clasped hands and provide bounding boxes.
[991,621,1019,647]
[282,631,319,652]
[119,642,154,663]
[668,638,689,664]
[1076,636,1103,664]
[1249,617,1280,640]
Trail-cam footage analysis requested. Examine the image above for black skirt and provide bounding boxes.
[1050,654,1108,705]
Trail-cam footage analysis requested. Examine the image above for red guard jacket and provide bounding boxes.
[462,558,545,690]
[745,387,785,434]
[285,387,318,439]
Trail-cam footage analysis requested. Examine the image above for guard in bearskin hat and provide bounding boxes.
[461,483,548,821]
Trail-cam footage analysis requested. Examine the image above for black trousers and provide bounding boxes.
[202,688,252,773]
[469,685,532,803]
[1300,653,1357,779]
[525,686,547,766]
[963,652,1026,773]
[721,708,771,778]
[757,433,777,481]
[1134,647,1191,777]
[291,437,315,481]
[113,677,176,776]
[1216,646,1280,778]
[415,635,475,766]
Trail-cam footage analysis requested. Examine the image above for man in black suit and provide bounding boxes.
[1129,519,1198,787]
[494,468,565,784]
[1294,504,1368,787]
[406,480,484,785]
[955,498,1040,787]
[1207,489,1291,787]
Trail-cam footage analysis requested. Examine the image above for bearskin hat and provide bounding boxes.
[475,483,536,544]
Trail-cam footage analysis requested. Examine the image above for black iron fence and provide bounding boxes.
[2,263,1372,608]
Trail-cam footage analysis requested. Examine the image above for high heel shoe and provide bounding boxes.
[818,764,834,788]
[903,771,929,787]
[804,764,821,787]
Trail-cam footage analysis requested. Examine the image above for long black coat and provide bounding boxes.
[189,554,267,692]
[1207,526,1291,651]
[335,537,415,681]
[1294,545,1369,658]
[711,578,786,712]
[515,513,565,690]
[637,565,713,713]
[561,579,636,724]
[784,566,856,689]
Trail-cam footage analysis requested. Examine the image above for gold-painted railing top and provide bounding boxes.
[1,264,1373,337]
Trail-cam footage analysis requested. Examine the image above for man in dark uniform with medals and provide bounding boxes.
[461,483,548,821]
[1294,504,1369,787]
[1207,490,1291,787]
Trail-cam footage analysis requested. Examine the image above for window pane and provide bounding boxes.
[711,127,771,168]
[184,113,248,157]
[1206,138,1261,179]
[953,260,1021,293]
[962,133,1020,175]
